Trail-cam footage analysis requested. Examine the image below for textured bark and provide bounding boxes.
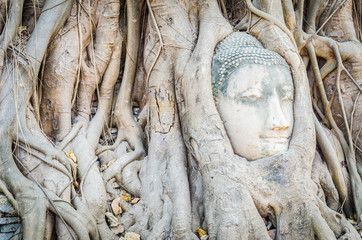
[0,0,361,239]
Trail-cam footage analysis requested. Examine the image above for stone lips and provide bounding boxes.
[212,32,290,97]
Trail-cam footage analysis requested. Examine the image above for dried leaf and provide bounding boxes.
[111,198,122,216]
[124,232,140,240]
[131,198,140,204]
[65,150,78,185]
[68,149,77,163]
[121,194,132,202]
[195,228,207,238]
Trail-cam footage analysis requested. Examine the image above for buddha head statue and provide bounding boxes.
[212,32,294,160]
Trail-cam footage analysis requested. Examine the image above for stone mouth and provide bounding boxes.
[259,136,289,144]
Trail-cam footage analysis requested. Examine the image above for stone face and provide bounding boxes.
[212,32,294,160]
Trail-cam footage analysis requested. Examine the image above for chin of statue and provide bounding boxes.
[234,139,290,161]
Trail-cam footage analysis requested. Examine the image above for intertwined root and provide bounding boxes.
[238,156,361,240]
[13,180,98,240]
[187,155,360,239]
[269,197,358,239]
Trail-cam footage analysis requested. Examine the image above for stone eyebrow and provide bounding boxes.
[240,88,263,96]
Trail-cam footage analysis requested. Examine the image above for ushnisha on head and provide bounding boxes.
[212,32,290,98]
[212,32,294,160]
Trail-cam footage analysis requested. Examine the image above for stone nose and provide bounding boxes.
[267,96,290,131]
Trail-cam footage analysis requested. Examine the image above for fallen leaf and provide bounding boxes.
[121,194,132,202]
[111,198,122,216]
[195,228,207,238]
[68,149,77,163]
[124,232,140,240]
[65,152,78,185]
[131,198,140,204]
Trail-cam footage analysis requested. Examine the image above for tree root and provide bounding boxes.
[70,133,117,240]
[0,0,25,72]
[15,113,73,177]
[103,149,143,182]
[87,31,122,149]
[47,190,99,240]
[80,157,98,196]
[314,114,352,215]
[117,160,142,197]
[57,121,84,151]
[307,36,362,222]
[245,0,297,48]
[113,0,145,156]
[298,0,348,52]
[0,179,18,213]
[316,197,360,239]
[312,151,339,211]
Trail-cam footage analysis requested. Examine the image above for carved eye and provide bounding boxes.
[281,93,293,102]
[244,94,261,102]
[239,88,262,102]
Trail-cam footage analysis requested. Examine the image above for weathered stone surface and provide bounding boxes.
[0,195,16,216]
[0,223,20,233]
[0,233,14,240]
[212,32,294,160]
[0,218,19,225]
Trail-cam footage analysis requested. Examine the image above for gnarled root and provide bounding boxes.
[312,151,339,211]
